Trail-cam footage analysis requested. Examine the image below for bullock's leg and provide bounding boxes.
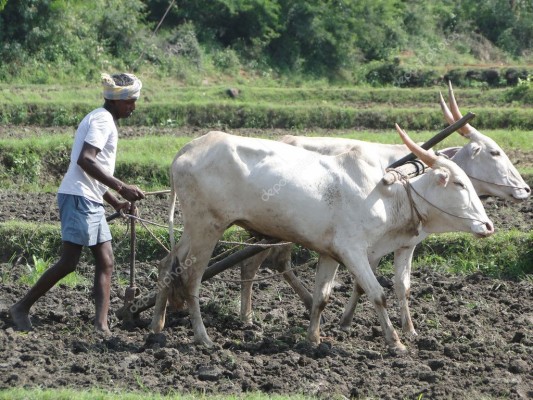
[339,257,380,331]
[151,253,176,333]
[181,230,224,347]
[393,246,417,336]
[272,244,313,311]
[341,252,406,353]
[240,249,271,324]
[151,238,192,333]
[339,282,364,331]
[307,256,339,344]
[152,228,221,345]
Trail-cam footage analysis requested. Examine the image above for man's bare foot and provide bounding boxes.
[9,303,33,331]
[95,324,112,338]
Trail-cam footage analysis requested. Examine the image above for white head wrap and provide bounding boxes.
[101,73,142,100]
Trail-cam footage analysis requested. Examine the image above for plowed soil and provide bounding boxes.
[0,130,532,399]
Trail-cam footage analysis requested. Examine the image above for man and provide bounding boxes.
[10,73,145,335]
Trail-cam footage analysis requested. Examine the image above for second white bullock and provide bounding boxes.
[239,81,530,334]
[151,128,493,352]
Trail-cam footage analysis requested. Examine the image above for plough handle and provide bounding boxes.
[106,211,122,222]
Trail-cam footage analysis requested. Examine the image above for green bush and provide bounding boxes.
[505,75,533,103]
[2,149,42,184]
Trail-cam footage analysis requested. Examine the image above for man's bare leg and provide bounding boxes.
[9,242,82,331]
[91,241,114,335]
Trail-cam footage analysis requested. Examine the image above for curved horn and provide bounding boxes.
[447,80,474,134]
[395,123,437,167]
[439,91,470,136]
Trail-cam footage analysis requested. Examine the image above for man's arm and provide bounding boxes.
[77,141,145,203]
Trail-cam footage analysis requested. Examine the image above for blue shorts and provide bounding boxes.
[58,193,112,246]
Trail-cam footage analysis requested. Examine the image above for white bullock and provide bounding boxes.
[151,127,494,352]
[238,81,530,334]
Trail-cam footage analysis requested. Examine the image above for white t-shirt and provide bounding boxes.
[58,108,118,204]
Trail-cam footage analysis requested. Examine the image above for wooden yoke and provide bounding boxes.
[382,112,476,185]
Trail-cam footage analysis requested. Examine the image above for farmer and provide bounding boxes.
[10,73,145,335]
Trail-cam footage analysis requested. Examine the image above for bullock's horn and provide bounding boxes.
[395,123,437,167]
[439,92,470,136]
[447,80,474,135]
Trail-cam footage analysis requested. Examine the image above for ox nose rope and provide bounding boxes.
[465,174,528,190]
[401,178,425,236]
[402,178,490,225]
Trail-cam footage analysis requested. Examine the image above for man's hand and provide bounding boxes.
[113,200,135,215]
[117,184,145,202]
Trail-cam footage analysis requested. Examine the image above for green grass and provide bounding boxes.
[1,84,533,129]
[0,83,527,107]
[0,220,170,269]
[0,388,313,400]
[416,230,533,279]
[18,255,89,287]
[118,136,191,167]
[1,128,531,191]
[1,222,531,281]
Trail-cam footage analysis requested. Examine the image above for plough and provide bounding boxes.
[113,112,475,325]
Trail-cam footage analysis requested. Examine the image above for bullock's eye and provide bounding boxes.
[454,181,466,189]
[490,150,501,156]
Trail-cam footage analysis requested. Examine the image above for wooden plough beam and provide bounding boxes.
[116,238,281,322]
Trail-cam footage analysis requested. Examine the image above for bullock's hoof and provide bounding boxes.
[339,322,351,332]
[401,324,418,338]
[194,336,214,348]
[405,329,418,338]
[306,334,321,346]
[388,342,408,356]
[150,321,164,334]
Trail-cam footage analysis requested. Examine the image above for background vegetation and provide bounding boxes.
[0,0,532,86]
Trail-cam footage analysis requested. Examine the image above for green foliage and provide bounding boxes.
[2,148,42,184]
[0,0,147,82]
[457,0,533,57]
[0,221,169,266]
[417,231,533,279]
[172,0,282,49]
[0,0,531,84]
[18,255,88,288]
[1,221,62,265]
[1,222,531,281]
[505,74,533,103]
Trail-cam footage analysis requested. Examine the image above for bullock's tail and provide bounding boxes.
[168,163,178,250]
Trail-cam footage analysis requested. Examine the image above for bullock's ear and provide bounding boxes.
[469,143,482,159]
[434,168,450,186]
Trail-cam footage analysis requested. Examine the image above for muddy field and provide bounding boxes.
[0,135,532,399]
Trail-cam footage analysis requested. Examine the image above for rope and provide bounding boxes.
[406,178,489,225]
[121,213,168,229]
[211,259,317,284]
[466,174,526,190]
[218,240,292,247]
[144,190,171,196]
[137,218,170,253]
[117,212,290,264]
[210,238,257,263]
[401,179,424,235]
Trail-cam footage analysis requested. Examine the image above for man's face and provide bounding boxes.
[112,99,137,119]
